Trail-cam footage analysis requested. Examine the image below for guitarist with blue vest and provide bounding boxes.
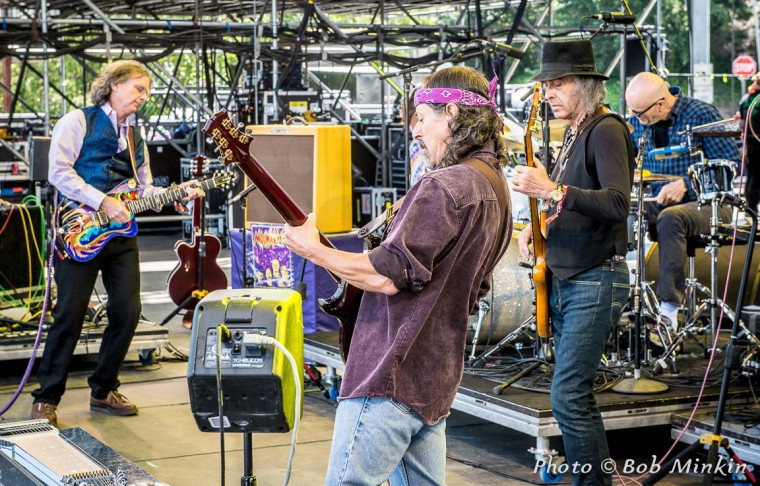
[31,60,204,427]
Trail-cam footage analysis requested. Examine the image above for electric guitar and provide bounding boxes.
[525,83,551,340]
[166,155,229,312]
[203,110,362,363]
[57,170,237,262]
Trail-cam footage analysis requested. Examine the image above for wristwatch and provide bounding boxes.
[549,184,565,204]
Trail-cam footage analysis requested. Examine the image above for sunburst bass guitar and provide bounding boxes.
[524,83,551,340]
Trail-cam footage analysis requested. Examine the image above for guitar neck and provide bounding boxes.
[525,83,547,255]
[124,179,215,215]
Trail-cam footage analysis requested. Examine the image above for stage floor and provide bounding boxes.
[0,319,169,361]
[305,331,753,451]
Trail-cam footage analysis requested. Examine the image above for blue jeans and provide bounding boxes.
[325,396,446,486]
[550,261,630,486]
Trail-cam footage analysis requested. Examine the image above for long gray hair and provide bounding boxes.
[90,60,151,106]
[572,76,607,118]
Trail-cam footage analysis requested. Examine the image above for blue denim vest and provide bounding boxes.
[73,106,145,193]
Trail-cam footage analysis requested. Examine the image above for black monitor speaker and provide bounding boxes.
[29,136,51,182]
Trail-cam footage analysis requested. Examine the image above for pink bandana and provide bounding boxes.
[414,75,501,125]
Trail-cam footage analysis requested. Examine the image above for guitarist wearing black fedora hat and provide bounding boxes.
[512,40,635,485]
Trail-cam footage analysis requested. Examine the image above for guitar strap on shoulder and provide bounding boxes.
[357,195,405,240]
[462,157,510,274]
[127,126,139,182]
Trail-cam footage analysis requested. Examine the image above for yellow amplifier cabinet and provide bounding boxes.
[244,124,352,234]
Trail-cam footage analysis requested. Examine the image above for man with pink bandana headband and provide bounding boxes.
[284,65,511,485]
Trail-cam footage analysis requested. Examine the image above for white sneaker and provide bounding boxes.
[660,302,680,333]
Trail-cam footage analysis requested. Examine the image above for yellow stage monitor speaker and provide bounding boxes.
[187,289,304,433]
[244,124,352,234]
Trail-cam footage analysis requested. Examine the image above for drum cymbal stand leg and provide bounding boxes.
[469,316,536,368]
[468,298,491,365]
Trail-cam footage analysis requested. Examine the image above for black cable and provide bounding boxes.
[216,324,229,486]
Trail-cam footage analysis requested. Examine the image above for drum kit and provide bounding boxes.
[469,115,756,386]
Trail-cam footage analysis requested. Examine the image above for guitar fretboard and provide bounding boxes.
[126,179,217,214]
[93,178,219,224]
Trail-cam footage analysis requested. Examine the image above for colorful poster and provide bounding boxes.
[250,223,294,288]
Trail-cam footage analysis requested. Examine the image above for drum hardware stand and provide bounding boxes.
[468,298,491,365]
[613,135,669,394]
[643,201,758,486]
[469,315,537,368]
[654,192,753,374]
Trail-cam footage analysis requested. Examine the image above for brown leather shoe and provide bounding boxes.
[31,401,58,427]
[90,391,138,416]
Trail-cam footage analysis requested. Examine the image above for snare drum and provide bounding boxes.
[688,160,737,203]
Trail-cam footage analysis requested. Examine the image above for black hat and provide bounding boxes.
[530,40,609,82]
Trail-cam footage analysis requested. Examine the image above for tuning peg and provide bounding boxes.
[218,156,226,163]
[206,137,213,144]
[245,128,253,136]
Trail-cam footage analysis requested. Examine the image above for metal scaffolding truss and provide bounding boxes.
[0,0,663,190]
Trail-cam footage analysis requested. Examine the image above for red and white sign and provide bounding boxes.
[732,55,757,78]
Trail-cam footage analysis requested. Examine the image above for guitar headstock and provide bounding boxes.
[191,154,206,178]
[211,168,239,190]
[526,83,542,135]
[202,110,253,165]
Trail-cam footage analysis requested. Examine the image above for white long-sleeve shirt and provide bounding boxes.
[48,103,163,209]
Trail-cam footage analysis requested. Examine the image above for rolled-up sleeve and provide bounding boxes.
[368,176,461,293]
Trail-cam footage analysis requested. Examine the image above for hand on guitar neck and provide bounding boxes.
[178,180,206,201]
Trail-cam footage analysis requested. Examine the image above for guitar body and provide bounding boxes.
[166,155,229,311]
[167,232,228,310]
[319,281,364,362]
[525,84,551,339]
[203,110,362,362]
[58,179,140,262]
[57,171,236,263]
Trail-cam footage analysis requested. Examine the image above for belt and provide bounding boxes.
[602,255,626,265]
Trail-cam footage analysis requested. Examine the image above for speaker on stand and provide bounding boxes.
[187,288,304,485]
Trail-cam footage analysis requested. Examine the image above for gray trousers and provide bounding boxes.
[645,200,733,305]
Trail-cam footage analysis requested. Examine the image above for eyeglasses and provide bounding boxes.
[131,83,151,98]
[630,97,664,118]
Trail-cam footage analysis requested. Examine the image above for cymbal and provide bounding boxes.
[504,136,525,152]
[690,118,741,138]
[502,117,526,152]
[633,170,682,184]
[533,119,569,142]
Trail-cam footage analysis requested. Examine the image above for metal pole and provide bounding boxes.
[40,0,50,135]
[60,57,66,117]
[271,0,279,122]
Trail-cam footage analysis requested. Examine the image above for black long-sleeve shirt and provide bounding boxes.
[547,113,635,279]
